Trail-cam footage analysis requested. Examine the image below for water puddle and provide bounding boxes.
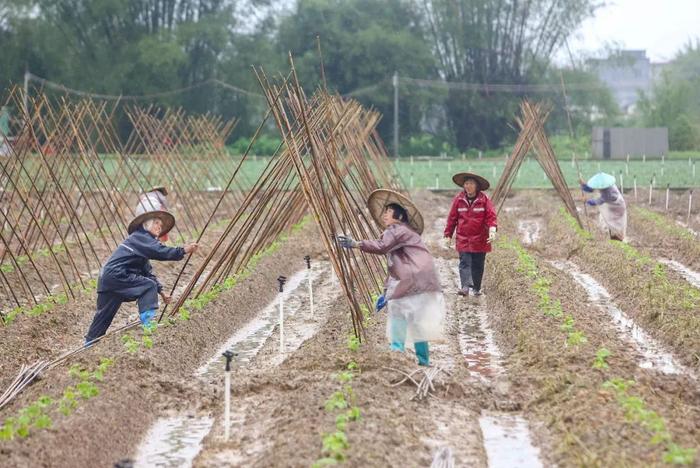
[134,416,213,468]
[551,260,686,374]
[437,257,504,381]
[517,219,541,245]
[135,263,333,466]
[433,254,541,468]
[197,265,328,378]
[479,412,543,468]
[658,259,700,289]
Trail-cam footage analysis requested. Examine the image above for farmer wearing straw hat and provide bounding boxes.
[579,172,627,241]
[84,209,198,344]
[337,189,445,367]
[135,186,170,241]
[443,172,498,297]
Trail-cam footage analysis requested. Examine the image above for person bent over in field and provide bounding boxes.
[84,209,198,345]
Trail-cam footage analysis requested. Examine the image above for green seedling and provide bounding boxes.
[76,381,99,399]
[69,364,91,381]
[560,315,575,333]
[121,334,140,353]
[663,444,696,465]
[92,357,114,381]
[566,330,587,347]
[59,387,78,415]
[592,347,611,369]
[347,336,360,352]
[337,371,354,383]
[324,391,348,412]
[178,307,191,321]
[0,419,15,440]
[142,335,154,349]
[321,431,349,461]
[347,361,359,371]
[335,413,348,431]
[346,407,361,422]
[603,377,694,464]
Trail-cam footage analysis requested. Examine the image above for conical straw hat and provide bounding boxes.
[367,189,424,234]
[127,210,175,235]
[452,172,490,191]
[586,172,616,190]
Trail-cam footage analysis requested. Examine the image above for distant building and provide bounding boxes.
[592,127,668,159]
[588,50,668,114]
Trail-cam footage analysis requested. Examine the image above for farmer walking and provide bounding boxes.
[337,189,445,367]
[84,208,198,344]
[443,172,498,296]
[580,172,627,241]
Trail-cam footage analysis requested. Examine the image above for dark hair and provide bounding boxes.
[385,203,407,222]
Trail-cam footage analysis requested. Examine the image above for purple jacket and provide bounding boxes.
[359,223,441,300]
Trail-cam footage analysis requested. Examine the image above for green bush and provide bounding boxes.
[400,133,458,156]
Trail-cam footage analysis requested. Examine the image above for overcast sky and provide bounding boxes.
[564,0,700,63]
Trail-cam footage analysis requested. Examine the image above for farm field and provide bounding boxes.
[4,1,700,466]
[391,158,700,190]
[2,188,699,467]
[8,153,700,192]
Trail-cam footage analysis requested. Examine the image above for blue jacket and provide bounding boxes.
[98,228,185,293]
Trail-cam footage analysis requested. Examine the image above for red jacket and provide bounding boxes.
[444,191,498,253]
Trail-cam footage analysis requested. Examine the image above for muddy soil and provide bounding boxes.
[535,191,700,374]
[2,188,700,467]
[191,190,548,467]
[0,219,325,467]
[0,223,236,387]
[493,191,700,465]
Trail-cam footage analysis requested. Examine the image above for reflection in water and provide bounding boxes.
[134,416,213,468]
[479,412,543,468]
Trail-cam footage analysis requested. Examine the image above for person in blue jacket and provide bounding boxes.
[84,210,198,344]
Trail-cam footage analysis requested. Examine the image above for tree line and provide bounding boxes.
[1,0,696,152]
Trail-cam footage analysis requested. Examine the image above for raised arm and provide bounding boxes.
[358,227,404,255]
[126,234,186,261]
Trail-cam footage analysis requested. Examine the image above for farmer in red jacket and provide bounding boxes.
[443,172,498,297]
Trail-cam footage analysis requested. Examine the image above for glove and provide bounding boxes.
[487,226,497,244]
[441,237,452,249]
[585,199,598,206]
[139,309,156,327]
[375,294,387,312]
[337,234,358,249]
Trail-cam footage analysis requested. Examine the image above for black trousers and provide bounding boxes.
[85,274,159,342]
[458,252,487,291]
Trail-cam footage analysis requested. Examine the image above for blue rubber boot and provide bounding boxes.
[139,309,156,327]
[390,341,405,352]
[389,316,407,352]
[414,341,430,366]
